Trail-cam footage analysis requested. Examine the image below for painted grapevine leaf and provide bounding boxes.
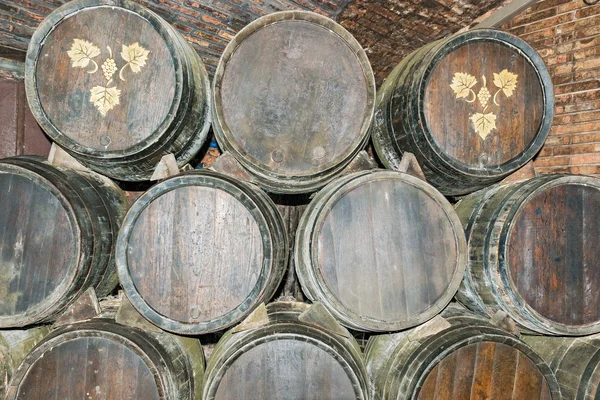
[121,43,150,73]
[470,112,497,140]
[450,73,477,99]
[90,86,121,116]
[493,69,519,98]
[67,39,101,68]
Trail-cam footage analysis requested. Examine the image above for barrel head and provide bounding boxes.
[27,1,179,155]
[424,38,545,168]
[418,342,553,400]
[0,166,78,327]
[213,11,375,192]
[508,181,600,330]
[213,339,357,400]
[298,170,467,331]
[117,171,285,334]
[8,335,160,399]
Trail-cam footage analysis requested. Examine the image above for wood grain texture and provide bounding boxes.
[524,335,600,400]
[203,301,369,400]
[25,0,211,181]
[424,41,543,167]
[365,305,561,400]
[371,29,553,196]
[5,320,204,400]
[213,11,375,194]
[455,174,600,335]
[117,170,288,335]
[295,170,466,332]
[0,157,127,328]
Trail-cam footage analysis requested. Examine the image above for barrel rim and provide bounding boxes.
[0,161,84,327]
[25,0,185,159]
[296,169,467,332]
[116,170,277,335]
[4,322,168,399]
[500,174,600,335]
[203,327,368,400]
[409,28,554,177]
[212,10,376,190]
[375,324,561,400]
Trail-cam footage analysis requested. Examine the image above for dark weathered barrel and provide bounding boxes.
[0,157,127,327]
[117,170,288,335]
[25,0,211,181]
[295,170,467,332]
[524,335,600,400]
[455,174,600,336]
[365,305,562,400]
[212,11,375,193]
[5,320,204,399]
[372,29,553,196]
[0,327,49,395]
[203,301,369,400]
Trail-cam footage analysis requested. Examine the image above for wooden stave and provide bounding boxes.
[0,157,127,327]
[365,306,562,400]
[24,0,211,182]
[203,301,369,400]
[371,29,554,196]
[455,175,600,336]
[212,11,375,194]
[4,319,204,400]
[295,169,467,332]
[116,170,288,335]
[0,326,50,396]
[524,335,600,400]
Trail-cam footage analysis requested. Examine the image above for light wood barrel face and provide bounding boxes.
[11,336,160,400]
[126,186,264,323]
[299,171,466,331]
[214,11,374,190]
[117,172,282,334]
[0,170,77,325]
[417,342,552,400]
[30,4,177,154]
[424,40,544,168]
[214,338,357,400]
[508,184,600,328]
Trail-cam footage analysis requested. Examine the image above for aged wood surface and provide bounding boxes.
[365,304,561,400]
[295,169,466,332]
[5,320,204,400]
[524,335,600,400]
[25,0,211,181]
[0,157,127,328]
[203,301,369,400]
[0,327,49,396]
[371,29,553,195]
[455,174,600,335]
[213,11,375,193]
[117,170,288,334]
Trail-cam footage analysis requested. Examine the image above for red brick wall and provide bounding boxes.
[503,0,600,176]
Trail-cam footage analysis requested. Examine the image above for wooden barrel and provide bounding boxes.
[0,157,128,328]
[371,29,553,196]
[116,170,288,334]
[25,0,211,181]
[295,170,467,332]
[203,301,369,400]
[456,174,600,335]
[0,327,49,395]
[5,320,204,399]
[365,304,562,400]
[212,11,375,194]
[524,335,600,400]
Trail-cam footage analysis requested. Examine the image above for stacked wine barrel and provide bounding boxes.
[1,0,595,399]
